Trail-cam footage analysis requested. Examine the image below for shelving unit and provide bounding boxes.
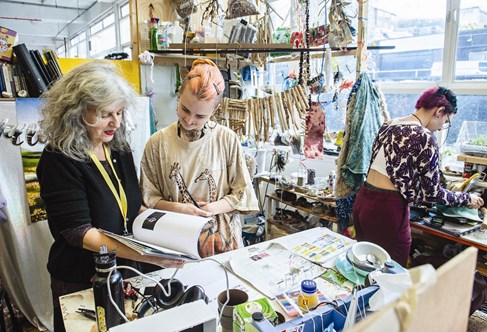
[457,154,487,166]
[257,176,338,236]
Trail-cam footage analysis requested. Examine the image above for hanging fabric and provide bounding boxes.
[335,72,384,197]
[303,101,325,159]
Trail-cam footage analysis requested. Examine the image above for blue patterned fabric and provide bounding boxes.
[341,73,383,193]
[336,196,356,232]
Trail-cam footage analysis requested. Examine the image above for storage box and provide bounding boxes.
[0,27,17,62]
[233,298,278,331]
[109,300,217,332]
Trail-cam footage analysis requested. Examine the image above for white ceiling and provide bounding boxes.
[0,0,117,50]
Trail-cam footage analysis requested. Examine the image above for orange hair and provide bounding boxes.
[180,59,225,101]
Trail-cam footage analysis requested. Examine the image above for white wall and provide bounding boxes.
[140,64,179,129]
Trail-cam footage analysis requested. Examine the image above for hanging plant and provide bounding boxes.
[201,0,224,25]
[327,0,355,49]
[172,0,198,19]
[226,0,260,20]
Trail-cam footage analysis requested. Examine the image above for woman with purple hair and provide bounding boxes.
[352,86,483,266]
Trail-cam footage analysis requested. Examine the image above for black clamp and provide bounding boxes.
[10,123,26,146]
[26,123,40,146]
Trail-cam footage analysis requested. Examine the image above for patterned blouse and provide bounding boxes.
[370,121,471,206]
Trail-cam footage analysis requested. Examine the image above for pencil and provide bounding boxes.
[185,189,200,208]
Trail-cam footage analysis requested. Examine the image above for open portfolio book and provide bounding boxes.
[100,209,211,260]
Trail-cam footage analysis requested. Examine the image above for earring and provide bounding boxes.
[207,115,217,129]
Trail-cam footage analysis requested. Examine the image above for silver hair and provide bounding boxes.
[39,60,139,162]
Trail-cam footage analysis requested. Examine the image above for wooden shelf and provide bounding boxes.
[151,54,253,66]
[266,193,338,223]
[259,176,336,207]
[266,218,301,235]
[477,261,487,277]
[457,154,487,166]
[150,44,395,55]
[167,43,293,50]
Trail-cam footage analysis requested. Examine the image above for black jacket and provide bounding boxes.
[37,148,142,282]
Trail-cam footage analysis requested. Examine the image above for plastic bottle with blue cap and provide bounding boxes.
[297,279,319,313]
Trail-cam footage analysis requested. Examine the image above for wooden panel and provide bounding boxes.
[458,154,487,166]
[136,0,177,23]
[135,0,178,54]
[129,0,139,62]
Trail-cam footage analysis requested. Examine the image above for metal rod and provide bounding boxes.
[151,45,395,54]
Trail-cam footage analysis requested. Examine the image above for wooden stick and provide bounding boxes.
[267,96,276,129]
[281,91,293,130]
[254,98,261,142]
[297,85,310,110]
[274,93,287,132]
[290,87,304,116]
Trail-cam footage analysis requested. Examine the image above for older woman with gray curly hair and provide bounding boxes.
[36,60,182,332]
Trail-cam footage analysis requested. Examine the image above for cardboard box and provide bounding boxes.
[0,27,17,62]
[109,300,217,332]
[233,298,278,331]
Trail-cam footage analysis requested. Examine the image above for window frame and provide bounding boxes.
[56,0,129,59]
[378,0,487,96]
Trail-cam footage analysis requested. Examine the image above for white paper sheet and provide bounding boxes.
[228,243,326,299]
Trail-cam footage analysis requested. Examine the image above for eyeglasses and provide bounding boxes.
[438,113,451,131]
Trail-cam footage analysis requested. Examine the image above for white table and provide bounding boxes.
[60,227,353,332]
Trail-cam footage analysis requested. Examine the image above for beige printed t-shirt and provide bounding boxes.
[140,122,259,257]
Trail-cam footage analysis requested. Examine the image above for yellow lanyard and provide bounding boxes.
[89,145,128,234]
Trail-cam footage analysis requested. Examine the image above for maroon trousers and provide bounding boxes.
[352,183,411,267]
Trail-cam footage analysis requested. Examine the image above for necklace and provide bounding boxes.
[411,113,423,126]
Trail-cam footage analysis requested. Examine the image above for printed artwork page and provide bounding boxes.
[132,208,212,259]
[279,227,355,264]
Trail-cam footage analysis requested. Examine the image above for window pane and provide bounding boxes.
[89,26,116,55]
[382,93,487,148]
[454,0,487,81]
[70,35,78,46]
[78,41,88,58]
[103,14,115,27]
[91,21,103,34]
[57,46,65,57]
[121,2,129,17]
[120,17,131,45]
[78,31,86,41]
[368,0,447,82]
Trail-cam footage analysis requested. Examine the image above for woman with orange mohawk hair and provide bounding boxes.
[140,59,258,257]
